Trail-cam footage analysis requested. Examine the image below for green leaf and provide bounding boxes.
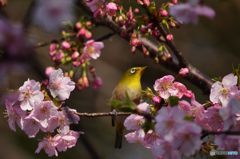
[168,96,179,106]
[162,19,169,30]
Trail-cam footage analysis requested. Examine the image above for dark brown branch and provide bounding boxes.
[77,0,213,93]
[144,6,214,92]
[201,130,240,139]
[75,111,240,138]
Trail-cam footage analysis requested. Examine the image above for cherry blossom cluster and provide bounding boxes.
[123,73,240,159]
[209,73,240,152]
[47,20,104,90]
[85,0,215,61]
[4,68,80,157]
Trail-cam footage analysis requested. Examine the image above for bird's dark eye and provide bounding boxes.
[130,68,136,74]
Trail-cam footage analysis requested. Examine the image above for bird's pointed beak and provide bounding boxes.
[140,66,147,75]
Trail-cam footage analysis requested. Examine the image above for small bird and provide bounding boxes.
[111,66,146,148]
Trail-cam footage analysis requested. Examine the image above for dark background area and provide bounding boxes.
[0,0,239,159]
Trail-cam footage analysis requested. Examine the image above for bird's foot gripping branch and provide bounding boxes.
[3,67,240,158]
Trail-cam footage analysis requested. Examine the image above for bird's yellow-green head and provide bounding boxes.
[118,66,147,88]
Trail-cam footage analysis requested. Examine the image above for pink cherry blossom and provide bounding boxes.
[198,104,223,131]
[57,108,80,130]
[22,117,41,138]
[153,75,190,99]
[137,102,151,113]
[106,2,117,16]
[4,92,26,131]
[210,73,238,106]
[18,79,44,111]
[33,0,74,32]
[173,122,202,157]
[35,136,58,157]
[169,0,215,24]
[178,100,192,112]
[54,130,80,152]
[81,40,104,61]
[153,75,175,99]
[124,114,145,131]
[151,139,181,159]
[125,129,145,144]
[27,101,59,132]
[172,82,188,98]
[142,130,160,149]
[219,94,240,130]
[155,107,185,141]
[48,69,75,100]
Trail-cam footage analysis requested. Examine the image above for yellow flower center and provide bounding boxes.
[87,46,95,55]
[221,88,229,96]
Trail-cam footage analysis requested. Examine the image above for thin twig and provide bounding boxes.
[34,32,115,48]
[76,111,131,117]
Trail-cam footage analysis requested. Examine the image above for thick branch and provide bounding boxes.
[201,130,240,139]
[77,0,213,93]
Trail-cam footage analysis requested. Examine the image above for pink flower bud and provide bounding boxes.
[73,61,81,67]
[85,31,92,39]
[45,66,55,76]
[134,8,140,14]
[92,76,103,89]
[61,41,71,49]
[72,51,80,60]
[152,96,161,103]
[160,9,168,17]
[184,90,193,98]
[86,21,92,27]
[49,43,57,52]
[143,0,150,6]
[106,2,118,16]
[78,28,87,36]
[75,22,82,30]
[131,38,140,46]
[77,76,89,90]
[166,34,174,41]
[54,51,64,62]
[179,67,189,76]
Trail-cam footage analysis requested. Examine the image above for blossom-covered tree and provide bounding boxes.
[1,0,240,159]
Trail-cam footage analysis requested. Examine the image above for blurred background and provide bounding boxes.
[0,0,240,159]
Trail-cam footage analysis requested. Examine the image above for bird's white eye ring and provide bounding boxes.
[130,68,136,74]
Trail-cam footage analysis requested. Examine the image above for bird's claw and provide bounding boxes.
[111,109,117,126]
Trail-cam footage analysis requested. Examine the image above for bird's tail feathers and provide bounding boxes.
[115,122,123,149]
